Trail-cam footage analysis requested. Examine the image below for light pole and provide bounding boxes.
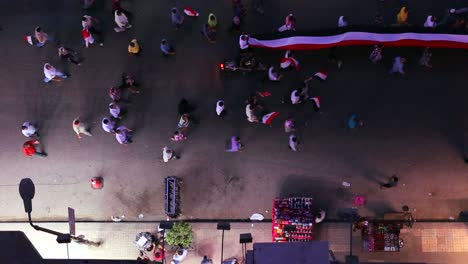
[217,222,231,264]
[19,178,71,243]
[159,220,174,264]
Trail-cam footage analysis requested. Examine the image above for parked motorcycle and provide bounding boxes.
[220,54,266,74]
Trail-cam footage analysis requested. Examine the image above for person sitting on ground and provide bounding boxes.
[160,39,176,56]
[128,39,140,55]
[268,66,283,81]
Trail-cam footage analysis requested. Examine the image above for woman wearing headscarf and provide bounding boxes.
[114,10,132,32]
[207,13,217,30]
[397,7,409,25]
[43,63,68,83]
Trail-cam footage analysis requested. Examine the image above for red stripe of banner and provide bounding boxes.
[251,39,468,50]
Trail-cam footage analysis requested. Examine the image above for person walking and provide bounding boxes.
[289,134,299,151]
[268,66,283,81]
[109,102,123,119]
[278,14,296,32]
[115,126,133,145]
[389,56,406,75]
[73,117,93,139]
[424,15,437,28]
[22,140,47,157]
[163,146,179,162]
[418,47,432,68]
[114,10,132,32]
[43,63,68,83]
[246,104,259,122]
[171,7,184,30]
[207,13,217,30]
[160,39,176,56]
[284,118,296,133]
[82,15,103,46]
[177,113,190,131]
[369,44,383,63]
[109,86,122,102]
[128,39,140,55]
[380,175,399,189]
[396,7,409,25]
[58,46,81,65]
[81,27,95,48]
[338,16,349,27]
[34,27,49,47]
[21,122,40,138]
[101,117,116,133]
[171,131,187,141]
[200,256,213,264]
[216,100,226,116]
[226,136,244,152]
[171,248,188,264]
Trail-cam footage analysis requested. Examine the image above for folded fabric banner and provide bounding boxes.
[262,112,280,125]
[249,26,468,50]
[184,6,199,17]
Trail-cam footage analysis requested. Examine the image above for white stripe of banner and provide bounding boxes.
[249,32,468,48]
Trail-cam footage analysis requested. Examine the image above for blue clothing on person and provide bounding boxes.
[347,114,357,129]
[226,136,242,152]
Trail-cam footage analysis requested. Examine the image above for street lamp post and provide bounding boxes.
[19,178,71,244]
[159,220,174,264]
[217,222,231,264]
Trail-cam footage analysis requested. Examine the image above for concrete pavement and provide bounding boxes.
[0,0,467,224]
[3,221,468,264]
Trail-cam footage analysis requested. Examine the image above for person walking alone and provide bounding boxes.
[58,46,81,65]
[288,134,299,151]
[43,63,68,83]
[72,117,93,139]
[369,44,383,64]
[389,56,406,75]
[381,175,399,189]
[171,7,184,30]
[163,146,179,162]
[34,27,49,47]
[226,136,244,152]
[22,140,47,157]
[21,122,40,138]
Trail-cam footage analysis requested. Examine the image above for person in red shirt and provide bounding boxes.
[22,140,47,157]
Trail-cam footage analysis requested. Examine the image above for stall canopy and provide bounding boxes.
[247,241,329,264]
[249,26,468,50]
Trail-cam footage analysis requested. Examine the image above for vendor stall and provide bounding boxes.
[272,197,315,242]
[361,222,402,252]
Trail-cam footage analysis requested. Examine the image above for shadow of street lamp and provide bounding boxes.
[19,178,71,244]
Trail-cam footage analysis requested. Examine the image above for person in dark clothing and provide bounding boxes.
[380,175,399,189]
[178,98,196,115]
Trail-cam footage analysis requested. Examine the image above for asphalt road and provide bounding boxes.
[0,0,467,221]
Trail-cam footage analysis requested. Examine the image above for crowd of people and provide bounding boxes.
[17,0,467,262]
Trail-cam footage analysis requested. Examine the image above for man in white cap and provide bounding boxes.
[43,63,68,83]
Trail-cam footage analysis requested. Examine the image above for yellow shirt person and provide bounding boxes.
[128,39,140,55]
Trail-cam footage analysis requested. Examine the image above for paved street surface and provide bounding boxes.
[0,0,467,223]
[3,222,468,263]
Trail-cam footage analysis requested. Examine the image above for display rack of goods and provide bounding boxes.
[272,197,315,242]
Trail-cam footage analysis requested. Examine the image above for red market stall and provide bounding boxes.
[272,197,316,242]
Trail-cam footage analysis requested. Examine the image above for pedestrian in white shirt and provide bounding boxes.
[172,249,188,264]
[239,34,249,50]
[114,10,132,32]
[109,102,122,119]
[290,89,302,104]
[163,146,179,162]
[216,100,226,116]
[43,63,68,83]
[246,104,258,122]
[389,56,406,75]
[268,66,283,81]
[72,118,93,139]
[21,122,40,137]
[424,15,437,28]
[115,126,133,145]
[338,16,348,27]
[289,134,299,152]
[101,117,116,133]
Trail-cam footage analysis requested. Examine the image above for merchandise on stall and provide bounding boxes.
[272,197,315,242]
[165,176,180,218]
[361,222,402,252]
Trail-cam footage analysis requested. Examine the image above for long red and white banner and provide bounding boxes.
[249,32,468,50]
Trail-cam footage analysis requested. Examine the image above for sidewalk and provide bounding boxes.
[2,222,468,263]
